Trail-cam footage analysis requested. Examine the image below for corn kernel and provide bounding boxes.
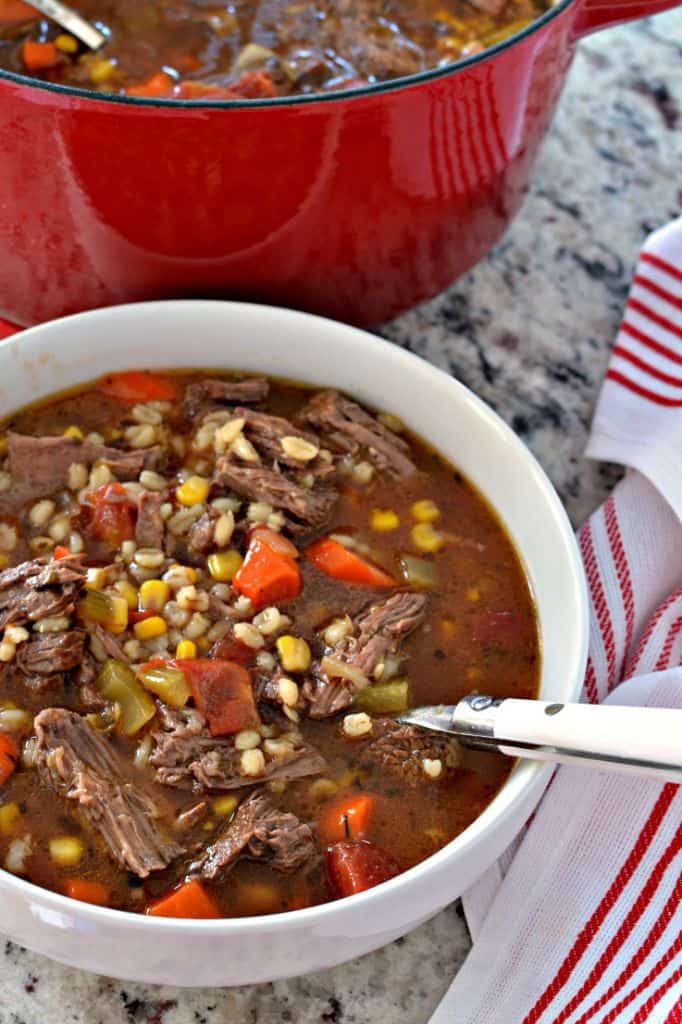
[441,618,457,638]
[133,615,167,640]
[411,522,444,553]
[467,666,482,682]
[411,499,440,523]
[0,803,21,835]
[49,836,84,867]
[175,639,197,660]
[63,424,84,440]
[466,586,480,602]
[0,437,7,456]
[176,475,210,507]
[370,508,399,532]
[139,579,170,611]
[89,58,115,85]
[55,33,78,53]
[197,635,211,652]
[213,795,238,817]
[276,635,311,673]
[207,549,243,582]
[114,580,138,609]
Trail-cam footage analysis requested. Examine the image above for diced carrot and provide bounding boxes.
[21,40,59,71]
[174,658,260,736]
[173,70,278,101]
[53,545,71,560]
[147,879,219,919]
[306,538,394,588]
[125,72,175,99]
[318,793,374,845]
[233,535,302,611]
[0,0,38,24]
[88,482,136,547]
[63,879,110,906]
[99,370,178,403]
[0,734,19,785]
[327,840,400,898]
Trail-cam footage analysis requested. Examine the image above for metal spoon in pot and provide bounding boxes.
[23,0,105,50]
[398,694,682,783]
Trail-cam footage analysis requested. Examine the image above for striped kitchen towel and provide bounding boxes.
[431,217,682,1024]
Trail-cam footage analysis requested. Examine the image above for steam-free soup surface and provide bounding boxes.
[0,370,538,917]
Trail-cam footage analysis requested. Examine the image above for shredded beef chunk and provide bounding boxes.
[93,623,129,663]
[135,490,164,548]
[230,407,332,477]
[187,508,219,556]
[8,434,160,496]
[304,592,427,719]
[15,629,85,676]
[189,791,316,881]
[34,708,182,877]
[150,706,327,793]
[0,555,86,630]
[184,378,269,417]
[359,718,460,785]
[214,457,337,533]
[300,390,415,477]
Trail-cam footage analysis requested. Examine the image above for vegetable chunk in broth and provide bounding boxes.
[0,370,538,917]
[0,0,551,98]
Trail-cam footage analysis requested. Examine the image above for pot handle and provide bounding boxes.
[572,0,681,37]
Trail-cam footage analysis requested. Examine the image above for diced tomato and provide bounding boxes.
[147,879,219,919]
[318,794,374,845]
[327,841,400,898]
[233,534,302,611]
[471,610,522,644]
[21,40,59,71]
[174,70,278,101]
[89,482,136,547]
[128,609,156,624]
[63,879,110,907]
[174,658,260,736]
[306,537,394,588]
[247,525,299,559]
[125,73,175,99]
[53,545,71,560]
[209,632,257,668]
[99,371,178,403]
[0,734,19,786]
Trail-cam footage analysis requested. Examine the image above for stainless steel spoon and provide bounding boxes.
[24,0,105,50]
[398,694,682,783]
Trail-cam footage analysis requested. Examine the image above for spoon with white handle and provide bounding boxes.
[23,0,105,49]
[398,694,682,783]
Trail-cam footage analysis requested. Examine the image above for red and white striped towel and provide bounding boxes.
[431,217,682,1024]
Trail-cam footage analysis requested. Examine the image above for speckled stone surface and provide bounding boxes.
[1,11,680,1023]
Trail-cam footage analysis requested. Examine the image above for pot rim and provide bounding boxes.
[0,0,574,109]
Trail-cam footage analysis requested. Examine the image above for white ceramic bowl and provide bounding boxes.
[0,301,588,986]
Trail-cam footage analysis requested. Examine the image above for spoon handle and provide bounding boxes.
[25,0,105,49]
[453,695,682,782]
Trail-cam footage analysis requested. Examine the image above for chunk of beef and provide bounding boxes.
[336,19,424,80]
[93,623,129,663]
[231,407,332,477]
[300,390,415,477]
[135,490,164,548]
[73,653,104,710]
[188,791,316,881]
[174,801,209,834]
[15,629,85,676]
[8,434,160,496]
[358,718,460,786]
[186,508,219,556]
[0,555,86,630]
[34,708,182,877]
[214,457,337,532]
[303,592,427,719]
[150,706,327,793]
[184,378,269,417]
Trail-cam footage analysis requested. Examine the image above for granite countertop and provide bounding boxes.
[1,10,681,1023]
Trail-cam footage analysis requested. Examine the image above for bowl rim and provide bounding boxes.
[0,299,589,935]
[0,0,574,109]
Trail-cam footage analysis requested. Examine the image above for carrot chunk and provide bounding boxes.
[21,40,59,71]
[63,879,110,906]
[327,840,400,898]
[125,73,175,99]
[0,0,39,24]
[318,793,374,845]
[0,734,19,785]
[53,545,71,560]
[233,535,302,611]
[174,658,260,737]
[99,371,178,403]
[147,879,220,919]
[306,538,394,587]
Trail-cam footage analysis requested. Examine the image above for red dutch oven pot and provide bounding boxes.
[0,0,678,328]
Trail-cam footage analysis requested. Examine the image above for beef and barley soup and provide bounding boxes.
[0,0,550,98]
[0,370,538,918]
